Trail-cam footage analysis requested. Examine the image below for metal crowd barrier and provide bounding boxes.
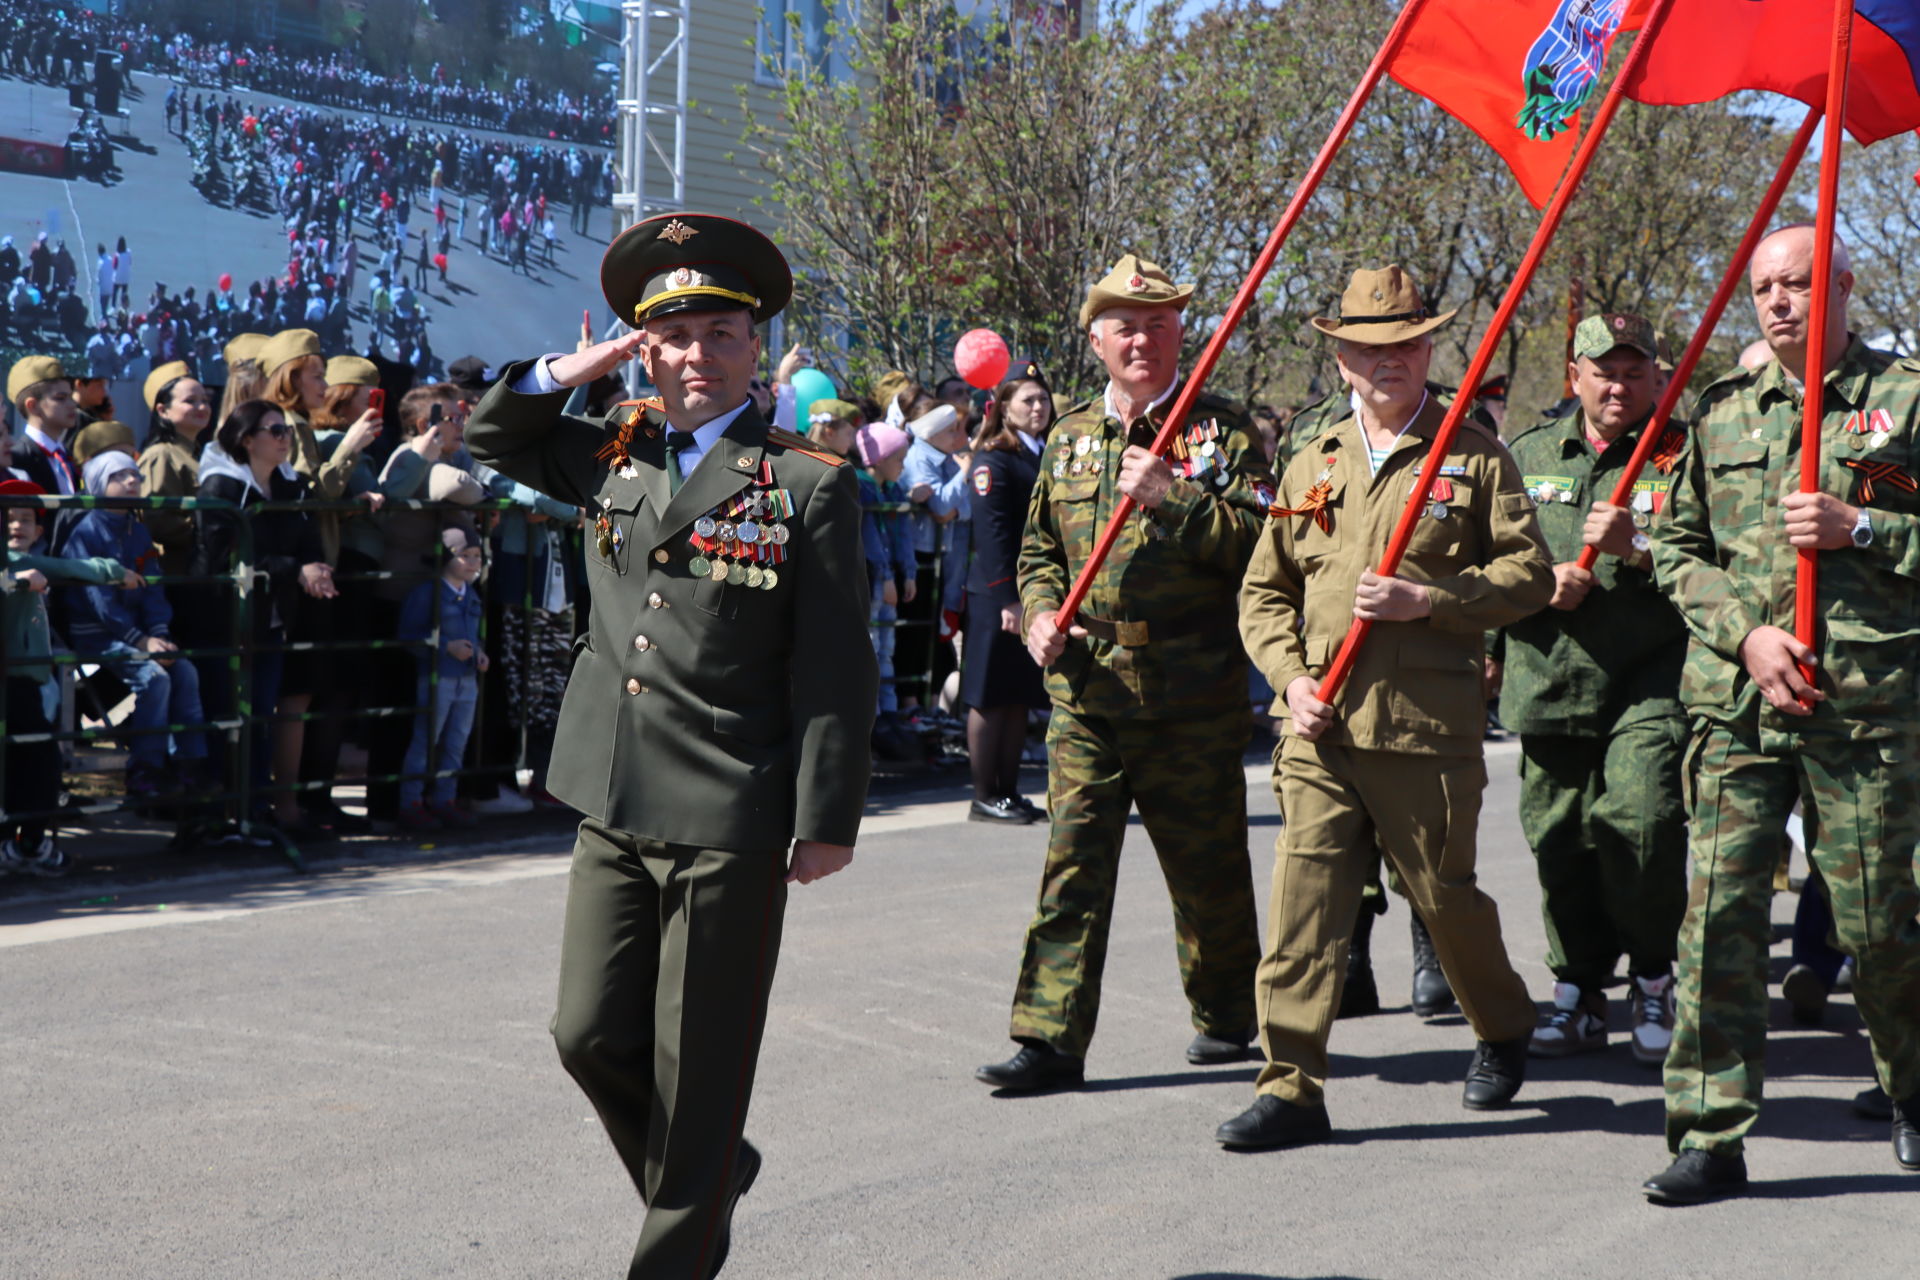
[0,492,572,872]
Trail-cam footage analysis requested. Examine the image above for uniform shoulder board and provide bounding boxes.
[766,425,848,466]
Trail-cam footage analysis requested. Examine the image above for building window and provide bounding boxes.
[756,1,858,85]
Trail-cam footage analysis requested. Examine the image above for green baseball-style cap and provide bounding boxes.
[1573,312,1658,362]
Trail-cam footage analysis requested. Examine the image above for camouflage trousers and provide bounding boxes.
[1667,719,1920,1156]
[1007,705,1260,1058]
[1520,714,1688,989]
[1256,737,1535,1105]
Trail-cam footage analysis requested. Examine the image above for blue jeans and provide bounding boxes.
[870,593,898,714]
[104,641,207,768]
[402,673,478,808]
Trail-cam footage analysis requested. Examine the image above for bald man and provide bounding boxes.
[1642,225,1920,1203]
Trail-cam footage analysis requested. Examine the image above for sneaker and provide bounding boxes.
[1529,982,1608,1058]
[398,803,442,832]
[1781,963,1830,1026]
[1629,972,1676,1065]
[470,789,534,816]
[428,802,478,829]
[17,832,69,878]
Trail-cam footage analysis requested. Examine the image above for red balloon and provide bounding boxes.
[433,254,447,270]
[217,272,232,292]
[954,328,1010,390]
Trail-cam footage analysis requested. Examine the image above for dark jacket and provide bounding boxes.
[60,508,170,653]
[966,439,1042,608]
[466,363,877,850]
[398,576,483,683]
[189,449,324,642]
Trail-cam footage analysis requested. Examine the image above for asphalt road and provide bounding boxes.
[3,743,1914,1280]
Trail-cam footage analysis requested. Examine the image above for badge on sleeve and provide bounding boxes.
[972,467,992,496]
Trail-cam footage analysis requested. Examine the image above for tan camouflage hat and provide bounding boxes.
[1573,312,1658,362]
[1079,254,1194,328]
[1311,265,1456,344]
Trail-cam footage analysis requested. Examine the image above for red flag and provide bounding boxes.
[1388,0,1642,206]
[1623,0,1920,144]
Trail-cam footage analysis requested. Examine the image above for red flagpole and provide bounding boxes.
[1796,0,1855,671]
[1574,106,1822,573]
[1316,0,1677,705]
[1052,0,1432,632]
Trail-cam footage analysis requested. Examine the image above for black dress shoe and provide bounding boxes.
[1214,1095,1332,1150]
[1338,906,1380,1019]
[975,1042,1084,1091]
[1186,1028,1254,1065]
[705,1139,762,1279]
[968,797,1035,824]
[1010,793,1047,821]
[1641,1149,1748,1204]
[1894,1095,1920,1171]
[1410,911,1457,1018]
[1462,1036,1528,1110]
[1854,1083,1895,1121]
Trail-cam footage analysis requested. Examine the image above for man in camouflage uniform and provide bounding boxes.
[1496,313,1689,1067]
[1217,265,1554,1150]
[1644,226,1920,1204]
[974,254,1275,1091]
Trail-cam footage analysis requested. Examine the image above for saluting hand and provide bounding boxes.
[1285,676,1335,741]
[1582,501,1639,559]
[1027,609,1087,667]
[1739,624,1824,715]
[548,330,647,389]
[1352,569,1431,621]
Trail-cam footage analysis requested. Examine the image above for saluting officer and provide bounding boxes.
[973,255,1275,1091]
[1496,312,1689,1068]
[1219,265,1554,1150]
[466,213,877,1277]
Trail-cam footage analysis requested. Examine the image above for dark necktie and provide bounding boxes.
[666,431,695,496]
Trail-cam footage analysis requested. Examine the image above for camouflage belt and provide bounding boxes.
[1078,608,1235,648]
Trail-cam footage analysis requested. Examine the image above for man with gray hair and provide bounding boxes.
[974,254,1276,1092]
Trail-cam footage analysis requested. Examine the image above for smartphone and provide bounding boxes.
[367,387,386,417]
[429,402,444,427]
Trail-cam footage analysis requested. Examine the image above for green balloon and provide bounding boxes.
[789,367,837,422]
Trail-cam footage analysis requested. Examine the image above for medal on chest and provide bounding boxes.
[1843,408,1897,452]
[685,460,791,589]
[1168,418,1221,481]
[594,496,624,559]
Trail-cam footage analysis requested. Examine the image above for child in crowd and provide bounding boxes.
[397,526,487,832]
[62,452,209,799]
[2,480,137,876]
[805,398,861,459]
[853,422,917,726]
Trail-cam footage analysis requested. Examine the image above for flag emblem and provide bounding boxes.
[1517,0,1630,140]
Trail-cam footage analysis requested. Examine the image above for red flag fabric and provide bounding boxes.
[1388,0,1640,207]
[1623,0,1920,144]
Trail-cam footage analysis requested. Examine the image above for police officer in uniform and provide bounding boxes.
[1496,313,1689,1067]
[973,255,1274,1091]
[466,213,877,1276]
[1220,265,1553,1149]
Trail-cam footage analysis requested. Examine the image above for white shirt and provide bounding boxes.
[513,354,750,481]
[24,424,75,494]
[1102,376,1179,425]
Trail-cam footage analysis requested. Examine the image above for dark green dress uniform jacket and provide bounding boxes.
[467,359,877,850]
[1494,413,1688,736]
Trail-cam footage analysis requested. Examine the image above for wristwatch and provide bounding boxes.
[1851,509,1875,548]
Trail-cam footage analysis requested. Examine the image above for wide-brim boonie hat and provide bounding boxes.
[1311,265,1456,343]
[1080,254,1193,329]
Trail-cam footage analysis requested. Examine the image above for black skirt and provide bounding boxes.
[959,591,1047,711]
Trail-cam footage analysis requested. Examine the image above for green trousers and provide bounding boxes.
[1008,706,1260,1058]
[1667,720,1920,1156]
[551,819,787,1279]
[1519,714,1688,989]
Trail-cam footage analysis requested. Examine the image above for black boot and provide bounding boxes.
[1410,910,1457,1018]
[1894,1094,1920,1172]
[1641,1149,1748,1204]
[974,1042,1085,1092]
[1214,1095,1332,1150]
[1338,905,1380,1019]
[1462,1036,1528,1110]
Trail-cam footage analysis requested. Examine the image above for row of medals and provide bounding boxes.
[1529,478,1660,528]
[687,482,792,590]
[1051,419,1233,489]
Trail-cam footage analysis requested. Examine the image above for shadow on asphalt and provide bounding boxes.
[1170,1274,1370,1279]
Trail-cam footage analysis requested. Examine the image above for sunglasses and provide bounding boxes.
[247,422,292,440]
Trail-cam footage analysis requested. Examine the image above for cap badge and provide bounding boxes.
[670,267,695,288]
[660,219,698,245]
[1614,316,1626,330]
[1126,273,1146,292]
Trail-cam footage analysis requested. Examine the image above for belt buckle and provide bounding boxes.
[1114,619,1150,647]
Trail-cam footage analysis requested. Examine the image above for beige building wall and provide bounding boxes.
[634,1,782,227]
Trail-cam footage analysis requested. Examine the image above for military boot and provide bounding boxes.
[1337,904,1380,1019]
[1409,910,1456,1018]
